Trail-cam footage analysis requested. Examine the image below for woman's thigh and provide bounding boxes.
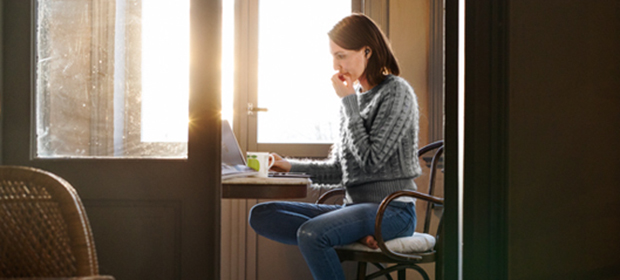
[249,201,342,245]
[298,202,415,247]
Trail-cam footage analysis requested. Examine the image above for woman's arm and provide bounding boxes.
[268,152,342,185]
[341,80,418,173]
[287,146,343,185]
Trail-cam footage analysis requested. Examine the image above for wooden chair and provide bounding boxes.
[0,166,114,280]
[316,141,444,280]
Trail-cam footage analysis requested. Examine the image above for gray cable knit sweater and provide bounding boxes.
[289,75,421,204]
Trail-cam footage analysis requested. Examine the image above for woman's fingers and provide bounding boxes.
[331,73,355,98]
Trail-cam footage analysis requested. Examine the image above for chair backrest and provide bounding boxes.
[371,140,444,263]
[316,140,445,241]
[0,166,100,278]
[415,140,444,240]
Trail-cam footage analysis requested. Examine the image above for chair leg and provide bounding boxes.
[357,262,368,280]
[365,264,430,280]
[408,265,431,280]
[370,263,393,280]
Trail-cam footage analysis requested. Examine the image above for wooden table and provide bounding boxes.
[222,177,311,199]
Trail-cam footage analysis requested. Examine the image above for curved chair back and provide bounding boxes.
[0,166,100,278]
[417,140,444,239]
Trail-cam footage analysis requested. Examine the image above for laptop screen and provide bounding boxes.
[221,120,246,166]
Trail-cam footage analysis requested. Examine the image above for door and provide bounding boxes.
[1,1,221,279]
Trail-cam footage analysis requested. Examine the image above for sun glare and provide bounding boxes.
[141,0,190,142]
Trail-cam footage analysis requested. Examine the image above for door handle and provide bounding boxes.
[247,103,268,115]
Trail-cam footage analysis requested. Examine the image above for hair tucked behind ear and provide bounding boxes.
[328,13,400,87]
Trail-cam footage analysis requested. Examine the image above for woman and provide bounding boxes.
[249,14,421,280]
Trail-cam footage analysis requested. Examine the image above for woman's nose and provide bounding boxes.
[333,60,339,71]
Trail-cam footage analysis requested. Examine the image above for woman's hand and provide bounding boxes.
[331,73,356,98]
[269,153,291,172]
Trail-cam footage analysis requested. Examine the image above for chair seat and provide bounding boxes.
[336,232,435,254]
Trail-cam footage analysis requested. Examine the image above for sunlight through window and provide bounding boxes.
[141,0,190,142]
[221,0,235,123]
[35,0,189,158]
[256,0,350,144]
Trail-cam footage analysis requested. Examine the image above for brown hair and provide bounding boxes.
[328,13,400,87]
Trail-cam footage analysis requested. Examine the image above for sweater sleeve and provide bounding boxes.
[288,145,343,185]
[340,81,416,173]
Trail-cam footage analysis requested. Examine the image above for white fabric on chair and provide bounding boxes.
[336,232,436,253]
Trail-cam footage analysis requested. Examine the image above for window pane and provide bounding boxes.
[256,0,350,144]
[221,0,235,124]
[35,0,189,158]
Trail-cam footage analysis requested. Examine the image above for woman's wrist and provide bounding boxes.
[341,94,360,117]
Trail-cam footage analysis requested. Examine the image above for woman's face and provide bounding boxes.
[330,40,368,83]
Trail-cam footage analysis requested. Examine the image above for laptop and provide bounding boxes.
[268,172,311,178]
[221,120,259,179]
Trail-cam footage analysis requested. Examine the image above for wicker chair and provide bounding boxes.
[317,141,444,280]
[0,166,114,280]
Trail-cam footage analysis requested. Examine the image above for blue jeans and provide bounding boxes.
[248,201,416,280]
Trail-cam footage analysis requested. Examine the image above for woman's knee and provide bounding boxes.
[296,220,328,248]
[248,202,277,231]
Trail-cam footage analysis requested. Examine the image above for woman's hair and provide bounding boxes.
[328,13,400,87]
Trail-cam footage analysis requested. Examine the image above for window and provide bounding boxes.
[223,0,353,157]
[35,0,189,158]
[254,0,349,144]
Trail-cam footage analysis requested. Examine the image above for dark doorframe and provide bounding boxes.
[442,0,460,279]
[443,0,510,279]
[463,0,510,279]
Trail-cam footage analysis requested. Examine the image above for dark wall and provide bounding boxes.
[508,0,620,279]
